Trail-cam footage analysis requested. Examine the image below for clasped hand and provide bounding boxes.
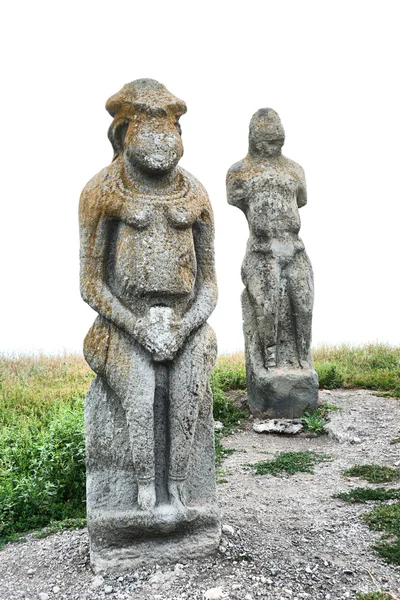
[134,306,186,362]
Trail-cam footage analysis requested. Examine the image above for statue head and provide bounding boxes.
[106,79,187,175]
[248,108,285,158]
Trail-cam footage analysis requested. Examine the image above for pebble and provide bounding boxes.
[222,523,235,536]
[90,575,104,589]
[52,586,61,594]
[204,587,225,599]
[105,585,113,594]
[38,594,49,600]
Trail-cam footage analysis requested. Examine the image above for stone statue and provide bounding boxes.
[226,108,318,418]
[79,79,220,572]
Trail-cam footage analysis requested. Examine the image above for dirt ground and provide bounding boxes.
[1,390,399,600]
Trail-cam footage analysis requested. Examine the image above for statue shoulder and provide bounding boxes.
[79,162,121,218]
[282,156,306,185]
[226,158,249,181]
[179,167,213,217]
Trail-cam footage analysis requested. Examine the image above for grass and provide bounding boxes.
[214,435,236,468]
[334,488,400,503]
[364,502,400,534]
[343,464,400,484]
[301,403,340,435]
[211,353,247,431]
[32,517,87,539]
[313,343,400,397]
[363,502,400,565]
[249,451,330,476]
[356,594,393,600]
[336,463,400,566]
[0,354,90,548]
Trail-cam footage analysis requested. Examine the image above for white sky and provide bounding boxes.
[1,0,399,354]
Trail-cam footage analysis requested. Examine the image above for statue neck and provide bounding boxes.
[248,151,283,164]
[123,157,182,195]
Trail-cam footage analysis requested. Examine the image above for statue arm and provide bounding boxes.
[226,166,248,212]
[79,192,137,338]
[297,168,307,208]
[180,206,218,337]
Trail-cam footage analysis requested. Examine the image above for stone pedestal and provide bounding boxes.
[85,374,220,573]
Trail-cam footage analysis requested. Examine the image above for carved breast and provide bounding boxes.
[110,197,199,302]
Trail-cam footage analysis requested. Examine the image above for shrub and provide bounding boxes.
[0,408,86,545]
[315,363,344,389]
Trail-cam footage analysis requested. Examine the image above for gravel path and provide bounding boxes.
[1,390,399,600]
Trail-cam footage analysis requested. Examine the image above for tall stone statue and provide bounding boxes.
[79,79,220,572]
[226,108,318,418]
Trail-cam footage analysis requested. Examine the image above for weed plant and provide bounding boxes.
[356,593,392,600]
[363,502,400,565]
[334,488,400,503]
[344,464,400,484]
[250,451,330,476]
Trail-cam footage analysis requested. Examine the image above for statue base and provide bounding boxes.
[88,505,220,573]
[85,373,220,574]
[247,366,319,419]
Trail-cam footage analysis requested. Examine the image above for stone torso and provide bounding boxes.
[111,194,199,313]
[82,160,209,317]
[247,168,301,238]
[228,156,306,257]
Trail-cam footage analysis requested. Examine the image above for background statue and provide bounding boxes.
[227,108,318,418]
[79,79,220,572]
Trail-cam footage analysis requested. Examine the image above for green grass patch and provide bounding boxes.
[211,385,246,431]
[363,502,400,534]
[0,407,86,547]
[344,464,400,484]
[334,487,400,503]
[33,517,87,539]
[356,593,392,600]
[211,353,247,432]
[214,434,235,468]
[211,353,247,392]
[363,502,400,565]
[313,343,400,397]
[250,451,330,476]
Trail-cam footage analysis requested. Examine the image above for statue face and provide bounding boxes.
[124,111,184,175]
[249,134,284,157]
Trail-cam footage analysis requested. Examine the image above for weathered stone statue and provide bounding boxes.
[79,79,220,572]
[226,108,318,418]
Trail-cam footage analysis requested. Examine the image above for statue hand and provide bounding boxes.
[134,307,186,361]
